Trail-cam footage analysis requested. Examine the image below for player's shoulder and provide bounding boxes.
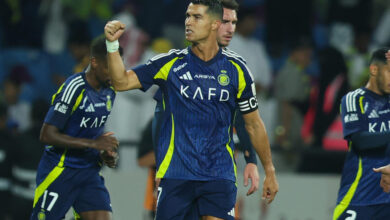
[63,72,86,87]
[342,88,366,112]
[59,72,86,104]
[148,48,188,64]
[222,47,247,64]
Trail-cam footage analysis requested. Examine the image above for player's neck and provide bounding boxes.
[85,70,101,91]
[366,80,384,96]
[191,40,220,62]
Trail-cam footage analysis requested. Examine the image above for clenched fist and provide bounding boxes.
[104,20,125,42]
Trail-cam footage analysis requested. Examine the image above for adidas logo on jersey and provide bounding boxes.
[179,71,193,80]
[227,208,235,217]
[85,104,95,112]
[368,110,379,118]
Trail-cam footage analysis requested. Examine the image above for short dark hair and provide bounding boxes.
[370,47,390,65]
[221,0,239,11]
[90,35,123,60]
[191,0,223,20]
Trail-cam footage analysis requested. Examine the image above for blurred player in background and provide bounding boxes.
[334,48,390,220]
[30,35,119,220]
[104,0,278,219]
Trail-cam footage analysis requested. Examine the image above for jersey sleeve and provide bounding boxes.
[44,76,85,130]
[132,49,181,91]
[341,94,367,139]
[230,59,258,114]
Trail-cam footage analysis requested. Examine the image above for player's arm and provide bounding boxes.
[340,93,389,151]
[104,20,142,91]
[242,110,278,203]
[349,131,390,150]
[234,110,259,196]
[40,124,118,152]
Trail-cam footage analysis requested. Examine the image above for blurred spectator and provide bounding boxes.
[0,0,46,48]
[114,10,149,68]
[3,65,33,133]
[137,120,156,220]
[0,102,14,220]
[266,0,313,57]
[371,6,390,49]
[229,7,272,93]
[10,99,48,220]
[327,0,372,34]
[274,38,313,149]
[228,7,276,143]
[301,47,349,148]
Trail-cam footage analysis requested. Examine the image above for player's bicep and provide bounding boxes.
[115,69,142,91]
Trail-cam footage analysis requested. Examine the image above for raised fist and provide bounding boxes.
[104,20,125,42]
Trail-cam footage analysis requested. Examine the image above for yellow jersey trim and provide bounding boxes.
[72,89,85,114]
[154,57,179,81]
[225,126,237,184]
[51,83,65,105]
[33,149,67,208]
[156,114,175,178]
[332,157,363,220]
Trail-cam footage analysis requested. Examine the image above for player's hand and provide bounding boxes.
[262,170,278,204]
[93,132,119,152]
[104,20,125,42]
[100,150,119,168]
[373,165,390,193]
[243,163,259,196]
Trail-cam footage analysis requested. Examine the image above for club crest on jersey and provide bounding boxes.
[218,73,229,86]
[106,95,112,111]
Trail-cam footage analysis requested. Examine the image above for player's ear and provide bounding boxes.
[211,18,221,31]
[369,64,378,77]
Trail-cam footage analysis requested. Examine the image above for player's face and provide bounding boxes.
[376,64,390,95]
[94,58,111,88]
[217,8,237,47]
[185,3,214,43]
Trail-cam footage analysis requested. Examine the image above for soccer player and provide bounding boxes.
[152,0,260,196]
[333,47,390,220]
[30,35,119,220]
[104,0,278,219]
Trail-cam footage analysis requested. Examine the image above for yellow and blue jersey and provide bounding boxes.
[42,72,115,168]
[337,88,390,209]
[133,47,258,182]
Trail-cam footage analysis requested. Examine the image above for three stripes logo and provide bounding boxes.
[85,104,95,113]
[179,71,193,80]
[368,109,379,118]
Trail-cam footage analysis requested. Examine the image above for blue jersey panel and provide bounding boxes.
[338,88,390,206]
[133,47,257,182]
[43,72,116,168]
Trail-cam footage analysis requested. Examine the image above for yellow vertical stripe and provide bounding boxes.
[72,89,85,114]
[33,149,68,208]
[332,158,363,220]
[225,126,237,184]
[154,57,179,80]
[359,96,365,114]
[156,114,175,178]
[51,83,65,105]
[229,60,246,99]
[162,93,166,111]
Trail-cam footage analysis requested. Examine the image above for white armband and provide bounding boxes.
[106,40,119,53]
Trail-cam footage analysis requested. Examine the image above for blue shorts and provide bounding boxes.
[334,204,390,220]
[156,179,237,220]
[30,159,111,220]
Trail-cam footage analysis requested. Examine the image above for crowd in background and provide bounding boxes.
[0,0,389,219]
